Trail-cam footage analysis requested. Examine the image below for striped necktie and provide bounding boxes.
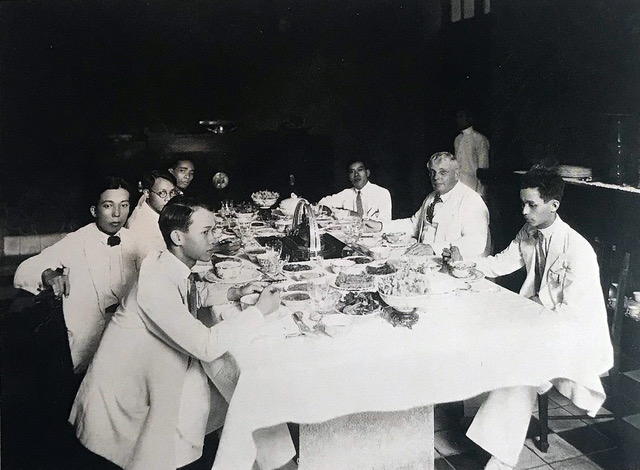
[356,190,364,217]
[426,193,442,224]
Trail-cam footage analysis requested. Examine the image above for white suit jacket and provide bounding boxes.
[385,181,490,258]
[126,200,166,255]
[13,223,145,373]
[474,217,613,409]
[70,250,266,469]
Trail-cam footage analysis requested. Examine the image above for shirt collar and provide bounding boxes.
[461,126,474,135]
[537,215,561,239]
[91,223,123,246]
[352,181,371,194]
[437,180,463,203]
[161,250,193,282]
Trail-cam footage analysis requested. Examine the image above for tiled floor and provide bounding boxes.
[434,388,623,470]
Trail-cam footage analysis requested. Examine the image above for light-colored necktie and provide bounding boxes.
[534,231,546,294]
[356,190,364,217]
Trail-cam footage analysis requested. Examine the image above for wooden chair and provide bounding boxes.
[536,249,630,452]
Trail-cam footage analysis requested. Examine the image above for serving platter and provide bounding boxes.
[329,279,376,292]
[204,266,261,284]
[384,237,417,248]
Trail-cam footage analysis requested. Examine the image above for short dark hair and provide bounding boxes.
[140,170,177,191]
[91,176,131,206]
[521,167,565,203]
[169,158,195,170]
[348,159,369,171]
[158,196,213,247]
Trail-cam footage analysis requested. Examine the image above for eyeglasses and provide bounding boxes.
[150,189,180,199]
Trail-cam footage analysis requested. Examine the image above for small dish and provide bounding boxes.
[329,258,356,274]
[214,258,243,279]
[281,291,312,310]
[449,261,477,279]
[240,293,259,310]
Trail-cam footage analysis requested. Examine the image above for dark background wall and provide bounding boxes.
[0,0,443,235]
[1,0,638,237]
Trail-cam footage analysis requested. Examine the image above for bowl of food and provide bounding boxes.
[240,293,259,310]
[329,258,356,274]
[236,211,255,224]
[377,270,431,312]
[449,261,477,279]
[251,190,280,209]
[214,258,243,279]
[369,246,391,260]
[281,291,311,310]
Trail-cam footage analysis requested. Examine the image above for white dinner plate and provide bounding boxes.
[204,266,262,284]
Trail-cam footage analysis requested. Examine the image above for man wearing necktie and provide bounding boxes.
[383,151,490,259]
[446,168,613,470]
[14,176,146,374]
[319,159,392,223]
[70,196,296,470]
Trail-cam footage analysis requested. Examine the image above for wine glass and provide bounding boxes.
[309,276,331,316]
[221,200,235,229]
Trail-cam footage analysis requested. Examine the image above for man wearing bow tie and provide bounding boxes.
[14,176,146,374]
[383,151,490,259]
[447,168,613,470]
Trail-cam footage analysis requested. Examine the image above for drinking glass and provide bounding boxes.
[309,276,331,315]
[221,200,235,229]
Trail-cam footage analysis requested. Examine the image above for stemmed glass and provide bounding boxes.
[220,200,235,229]
[309,276,331,318]
[343,217,363,245]
[262,239,283,275]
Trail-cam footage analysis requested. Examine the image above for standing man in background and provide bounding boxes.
[454,109,490,197]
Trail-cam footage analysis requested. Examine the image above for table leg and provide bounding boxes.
[299,405,434,470]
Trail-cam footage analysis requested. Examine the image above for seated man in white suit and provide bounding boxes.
[446,168,613,470]
[70,196,296,470]
[14,176,146,374]
[383,151,490,259]
[319,159,392,221]
[126,170,180,253]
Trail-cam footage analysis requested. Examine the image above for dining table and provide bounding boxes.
[204,222,611,470]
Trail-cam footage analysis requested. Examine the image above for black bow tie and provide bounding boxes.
[107,235,121,247]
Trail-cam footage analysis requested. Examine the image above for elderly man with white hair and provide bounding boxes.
[383,151,490,259]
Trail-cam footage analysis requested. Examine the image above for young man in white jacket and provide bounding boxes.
[445,168,613,470]
[14,176,146,374]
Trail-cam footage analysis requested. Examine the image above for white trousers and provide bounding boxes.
[203,353,296,470]
[466,386,538,467]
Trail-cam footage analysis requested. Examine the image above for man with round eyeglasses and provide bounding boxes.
[127,170,180,254]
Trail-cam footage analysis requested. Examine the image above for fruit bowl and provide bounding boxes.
[251,190,280,209]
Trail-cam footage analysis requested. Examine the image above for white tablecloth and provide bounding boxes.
[212,275,611,470]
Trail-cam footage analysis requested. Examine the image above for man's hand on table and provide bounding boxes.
[226,282,269,302]
[41,268,70,298]
[404,243,435,257]
[254,287,281,316]
[442,245,462,265]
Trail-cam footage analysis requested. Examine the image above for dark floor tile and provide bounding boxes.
[445,449,489,470]
[557,425,616,455]
[590,419,618,441]
[436,456,456,470]
[586,448,626,470]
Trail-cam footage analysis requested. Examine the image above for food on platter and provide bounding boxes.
[345,256,374,265]
[366,262,398,276]
[282,263,313,272]
[285,282,310,292]
[377,269,430,297]
[335,271,375,290]
[335,291,382,316]
[281,292,311,309]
